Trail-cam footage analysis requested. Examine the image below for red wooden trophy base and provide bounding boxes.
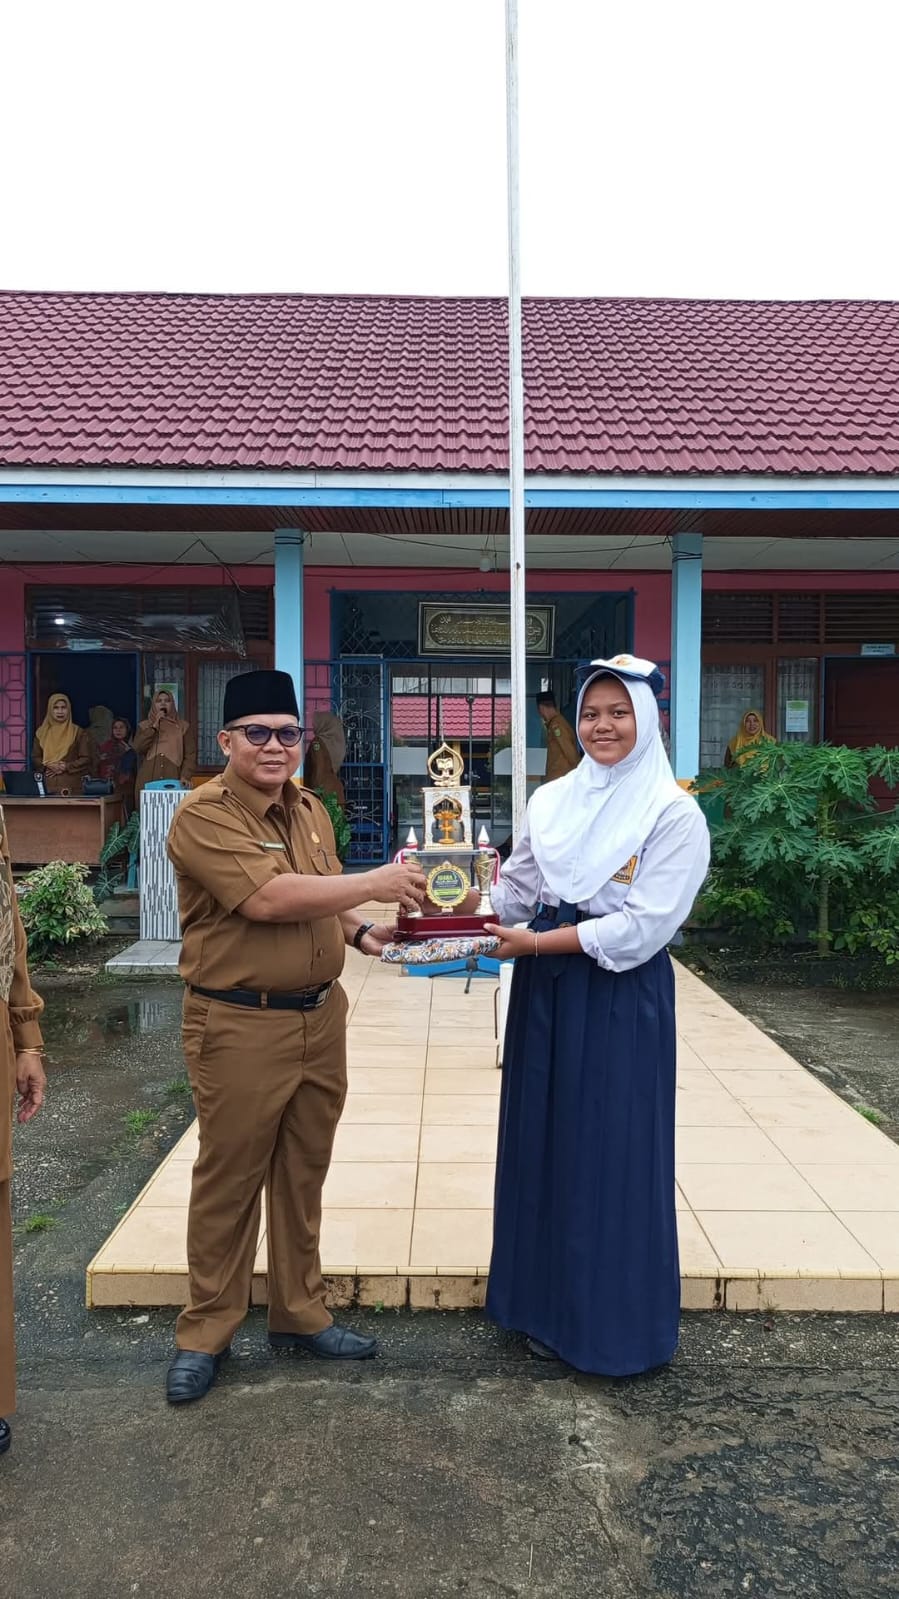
[393,910,495,943]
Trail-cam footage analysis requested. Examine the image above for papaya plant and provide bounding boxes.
[696,742,899,955]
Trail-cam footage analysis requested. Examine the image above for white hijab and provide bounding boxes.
[527,658,687,903]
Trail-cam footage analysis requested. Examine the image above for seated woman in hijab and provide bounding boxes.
[303,712,346,807]
[97,717,138,816]
[133,690,196,796]
[32,694,94,794]
[724,708,773,768]
[483,656,710,1378]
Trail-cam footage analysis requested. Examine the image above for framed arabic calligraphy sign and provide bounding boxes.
[418,603,556,658]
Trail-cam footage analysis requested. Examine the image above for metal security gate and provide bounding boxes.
[304,658,390,866]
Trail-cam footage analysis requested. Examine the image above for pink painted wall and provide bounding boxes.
[2,561,897,668]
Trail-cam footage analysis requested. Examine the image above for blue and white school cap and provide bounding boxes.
[578,655,666,697]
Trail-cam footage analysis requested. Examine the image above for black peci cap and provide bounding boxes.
[223,670,300,725]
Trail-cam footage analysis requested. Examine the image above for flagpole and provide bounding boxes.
[505,0,527,835]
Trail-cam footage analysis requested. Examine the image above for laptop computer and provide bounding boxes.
[2,770,41,797]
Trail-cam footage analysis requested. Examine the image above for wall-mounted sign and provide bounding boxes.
[784,699,810,734]
[860,643,896,657]
[418,603,556,658]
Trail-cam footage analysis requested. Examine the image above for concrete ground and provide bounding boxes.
[3,973,899,1596]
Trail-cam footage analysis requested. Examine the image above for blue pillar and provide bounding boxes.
[670,531,703,781]
[274,532,305,714]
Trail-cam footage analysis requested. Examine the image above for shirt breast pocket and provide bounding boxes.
[309,846,338,876]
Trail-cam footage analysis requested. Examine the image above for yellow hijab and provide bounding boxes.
[728,709,772,766]
[36,694,82,766]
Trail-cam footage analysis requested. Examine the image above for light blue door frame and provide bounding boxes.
[274,532,305,702]
[670,532,703,780]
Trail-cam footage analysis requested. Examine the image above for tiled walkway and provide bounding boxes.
[89,935,899,1313]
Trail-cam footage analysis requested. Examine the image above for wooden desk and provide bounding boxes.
[0,796,124,866]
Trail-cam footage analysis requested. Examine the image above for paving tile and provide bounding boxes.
[764,1125,898,1165]
[169,1123,199,1160]
[712,1068,827,1098]
[735,1094,867,1130]
[837,1212,899,1270]
[345,1046,427,1068]
[676,1212,722,1272]
[322,1161,418,1209]
[92,1206,188,1271]
[680,1276,722,1310]
[795,1163,899,1211]
[409,1275,487,1310]
[725,1275,883,1313]
[676,1092,756,1129]
[415,1162,496,1209]
[321,1208,413,1271]
[358,1274,408,1308]
[138,1161,193,1206]
[425,1069,501,1096]
[346,1067,425,1095]
[677,1163,828,1213]
[330,1122,421,1163]
[676,1126,787,1165]
[422,1095,501,1127]
[410,1208,494,1272]
[341,1094,423,1125]
[419,1124,499,1163]
[426,1046,499,1070]
[695,1210,879,1273]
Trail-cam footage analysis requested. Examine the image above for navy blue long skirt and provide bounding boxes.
[486,932,679,1376]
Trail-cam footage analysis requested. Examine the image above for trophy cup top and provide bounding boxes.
[427,742,465,789]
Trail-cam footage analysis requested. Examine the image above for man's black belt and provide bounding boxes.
[189,982,333,1011]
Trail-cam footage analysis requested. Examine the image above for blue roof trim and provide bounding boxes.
[2,482,899,510]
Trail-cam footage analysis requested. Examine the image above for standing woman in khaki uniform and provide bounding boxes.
[0,806,47,1457]
[32,693,93,793]
[133,689,196,796]
[164,670,425,1405]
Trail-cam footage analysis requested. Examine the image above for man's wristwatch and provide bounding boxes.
[352,921,374,951]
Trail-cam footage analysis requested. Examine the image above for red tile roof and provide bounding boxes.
[392,696,511,740]
[1,292,898,476]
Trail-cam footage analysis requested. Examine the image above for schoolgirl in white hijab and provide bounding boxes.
[485,657,711,1378]
[488,656,710,970]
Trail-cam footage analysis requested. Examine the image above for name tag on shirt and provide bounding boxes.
[260,841,286,851]
[610,855,638,886]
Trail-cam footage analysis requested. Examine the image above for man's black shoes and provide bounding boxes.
[166,1346,231,1405]
[269,1324,377,1360]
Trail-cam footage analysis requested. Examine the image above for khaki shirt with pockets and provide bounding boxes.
[166,770,346,993]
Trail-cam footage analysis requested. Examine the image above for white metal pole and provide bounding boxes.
[505,0,528,834]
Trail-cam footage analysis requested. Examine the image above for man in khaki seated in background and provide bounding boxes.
[165,668,425,1406]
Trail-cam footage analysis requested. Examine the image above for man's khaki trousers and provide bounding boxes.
[0,1179,14,1414]
[176,984,348,1354]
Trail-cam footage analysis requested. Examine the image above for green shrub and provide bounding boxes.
[312,788,352,863]
[18,860,109,959]
[695,742,899,955]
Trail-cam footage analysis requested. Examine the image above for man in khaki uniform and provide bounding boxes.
[165,670,425,1405]
[536,691,580,782]
[1,807,46,1457]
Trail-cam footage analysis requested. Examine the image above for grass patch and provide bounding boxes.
[855,1103,886,1127]
[165,1076,193,1099]
[25,1213,58,1234]
[124,1108,159,1137]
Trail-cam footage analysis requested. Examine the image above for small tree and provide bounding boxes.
[311,788,352,863]
[697,742,899,955]
[18,861,109,960]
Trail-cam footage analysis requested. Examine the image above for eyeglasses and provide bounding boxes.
[226,723,304,747]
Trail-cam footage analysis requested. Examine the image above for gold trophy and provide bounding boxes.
[394,745,498,942]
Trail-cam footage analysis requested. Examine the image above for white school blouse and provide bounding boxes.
[491,798,711,973]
